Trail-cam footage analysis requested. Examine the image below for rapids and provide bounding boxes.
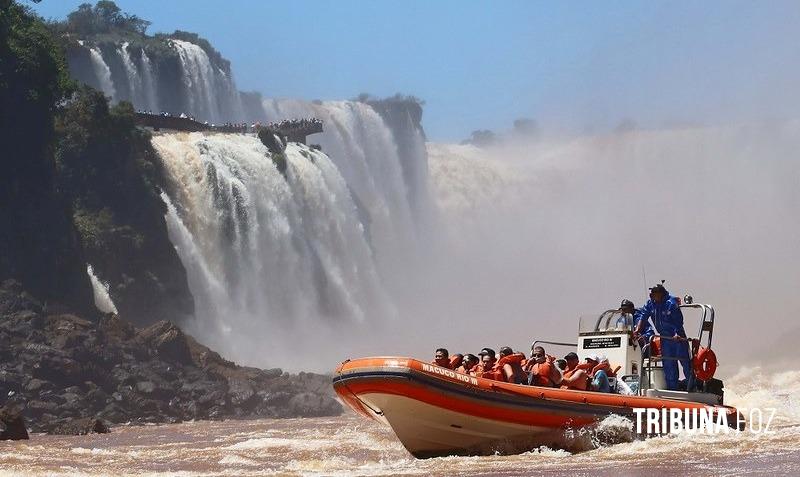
[2,368,798,476]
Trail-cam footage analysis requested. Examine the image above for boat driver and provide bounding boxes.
[638,283,693,390]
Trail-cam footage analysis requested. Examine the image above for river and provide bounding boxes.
[2,367,800,476]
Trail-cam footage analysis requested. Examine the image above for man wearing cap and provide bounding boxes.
[470,348,498,378]
[639,283,692,390]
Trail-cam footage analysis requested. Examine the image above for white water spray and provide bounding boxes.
[154,133,392,368]
[87,47,116,100]
[171,39,243,122]
[86,264,118,314]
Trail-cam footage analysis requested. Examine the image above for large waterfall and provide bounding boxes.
[261,100,432,288]
[154,134,395,369]
[170,39,244,123]
[71,39,243,123]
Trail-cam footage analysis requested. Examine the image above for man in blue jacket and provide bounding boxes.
[638,283,692,390]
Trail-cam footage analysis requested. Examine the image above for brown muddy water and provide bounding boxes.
[2,368,800,476]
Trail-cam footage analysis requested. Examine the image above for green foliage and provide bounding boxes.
[52,1,151,36]
[155,30,230,71]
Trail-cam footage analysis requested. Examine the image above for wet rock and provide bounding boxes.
[136,321,192,364]
[227,379,255,407]
[0,406,29,440]
[287,392,343,418]
[50,417,110,435]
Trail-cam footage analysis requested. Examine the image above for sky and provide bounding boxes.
[29,0,800,141]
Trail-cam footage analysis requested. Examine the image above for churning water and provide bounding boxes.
[2,367,799,476]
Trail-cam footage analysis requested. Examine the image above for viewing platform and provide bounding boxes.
[134,113,323,145]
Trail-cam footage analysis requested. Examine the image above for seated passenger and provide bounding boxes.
[471,348,502,380]
[591,355,613,393]
[432,348,451,368]
[524,346,562,387]
[560,352,589,390]
[456,354,479,374]
[497,346,527,384]
[555,359,567,371]
[449,353,464,370]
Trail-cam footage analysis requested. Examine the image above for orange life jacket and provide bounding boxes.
[529,361,555,387]
[497,352,526,384]
[591,362,618,378]
[456,362,476,374]
[561,367,589,390]
[433,358,452,369]
[449,354,464,370]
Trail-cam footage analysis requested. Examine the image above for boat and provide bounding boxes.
[333,301,742,458]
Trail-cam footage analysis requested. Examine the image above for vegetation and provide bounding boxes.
[48,1,150,36]
[0,0,93,312]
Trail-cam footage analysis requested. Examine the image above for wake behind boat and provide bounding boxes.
[333,302,741,458]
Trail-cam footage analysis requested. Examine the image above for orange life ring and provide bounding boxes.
[693,347,718,381]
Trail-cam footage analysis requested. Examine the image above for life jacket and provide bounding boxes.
[497,352,526,384]
[456,362,476,374]
[449,354,464,370]
[475,365,503,381]
[470,360,497,377]
[433,358,452,369]
[529,361,555,387]
[561,367,589,390]
[591,361,618,378]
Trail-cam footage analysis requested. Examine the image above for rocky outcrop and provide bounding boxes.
[0,280,342,434]
[0,405,29,440]
[51,417,110,435]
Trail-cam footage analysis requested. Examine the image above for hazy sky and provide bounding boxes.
[30,0,800,141]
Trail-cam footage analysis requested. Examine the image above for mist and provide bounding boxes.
[366,123,799,377]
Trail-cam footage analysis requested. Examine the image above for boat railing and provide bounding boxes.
[531,340,577,350]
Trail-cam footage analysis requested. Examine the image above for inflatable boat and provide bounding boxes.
[333,303,741,458]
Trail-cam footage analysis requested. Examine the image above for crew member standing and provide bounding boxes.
[638,283,692,390]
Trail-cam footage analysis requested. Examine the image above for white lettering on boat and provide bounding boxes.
[421,363,478,385]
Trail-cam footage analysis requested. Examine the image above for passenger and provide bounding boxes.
[555,359,567,371]
[471,348,500,379]
[560,352,589,390]
[432,348,451,368]
[525,346,562,387]
[449,353,464,370]
[474,351,503,380]
[497,346,527,384]
[590,355,613,393]
[456,354,479,374]
[638,283,692,390]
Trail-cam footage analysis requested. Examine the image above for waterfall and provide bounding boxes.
[154,133,392,367]
[88,47,116,100]
[261,100,425,284]
[86,264,118,314]
[171,39,243,123]
[117,42,142,106]
[139,50,159,111]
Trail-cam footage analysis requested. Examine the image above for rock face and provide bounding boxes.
[0,406,29,440]
[0,281,342,434]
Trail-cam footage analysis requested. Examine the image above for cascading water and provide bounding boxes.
[171,39,244,123]
[117,42,143,107]
[154,133,393,369]
[86,264,118,314]
[88,47,116,100]
[261,99,428,288]
[139,50,159,111]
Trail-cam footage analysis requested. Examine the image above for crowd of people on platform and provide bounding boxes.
[265,117,323,131]
[135,110,323,135]
[432,282,695,393]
